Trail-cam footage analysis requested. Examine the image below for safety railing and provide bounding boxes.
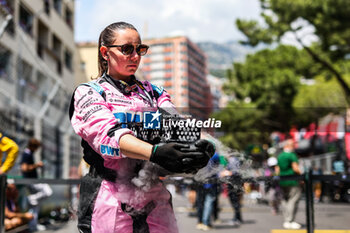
[243,170,350,233]
[1,171,350,233]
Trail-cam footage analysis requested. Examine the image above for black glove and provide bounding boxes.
[180,139,216,171]
[195,139,215,158]
[150,143,205,173]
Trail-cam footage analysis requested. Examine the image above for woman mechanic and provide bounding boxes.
[70,22,214,233]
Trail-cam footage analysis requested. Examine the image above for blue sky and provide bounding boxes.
[74,0,262,43]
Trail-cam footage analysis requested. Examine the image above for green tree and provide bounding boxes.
[215,43,342,149]
[236,0,350,104]
[225,45,312,130]
[292,75,347,127]
[213,101,267,149]
[215,45,310,149]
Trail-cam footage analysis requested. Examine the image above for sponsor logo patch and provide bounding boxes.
[100,145,120,157]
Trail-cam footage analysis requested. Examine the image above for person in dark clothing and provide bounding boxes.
[196,153,221,231]
[227,173,243,225]
[221,155,243,226]
[20,138,52,232]
[21,138,42,179]
[4,183,33,231]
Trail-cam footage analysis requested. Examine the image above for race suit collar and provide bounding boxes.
[101,73,155,107]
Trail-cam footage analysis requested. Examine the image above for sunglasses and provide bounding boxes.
[105,44,149,56]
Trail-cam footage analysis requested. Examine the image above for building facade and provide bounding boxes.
[76,42,99,81]
[142,36,212,120]
[207,74,231,111]
[0,0,81,178]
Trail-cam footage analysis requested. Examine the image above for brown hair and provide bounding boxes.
[97,22,138,77]
[27,138,41,151]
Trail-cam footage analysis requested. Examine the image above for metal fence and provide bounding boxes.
[1,172,350,233]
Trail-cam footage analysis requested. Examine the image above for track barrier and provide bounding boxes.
[1,172,349,233]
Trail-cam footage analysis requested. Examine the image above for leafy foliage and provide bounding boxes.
[213,101,268,149]
[236,0,350,104]
[292,76,347,128]
[216,45,348,149]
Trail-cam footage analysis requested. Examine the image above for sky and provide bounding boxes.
[74,0,262,44]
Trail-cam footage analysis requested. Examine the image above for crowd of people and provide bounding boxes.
[1,132,342,232]
[0,133,52,232]
[180,152,244,231]
[179,138,305,231]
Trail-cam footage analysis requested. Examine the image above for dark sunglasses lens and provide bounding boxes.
[137,45,149,56]
[121,44,134,55]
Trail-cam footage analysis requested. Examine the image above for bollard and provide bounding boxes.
[305,169,314,233]
[0,175,7,233]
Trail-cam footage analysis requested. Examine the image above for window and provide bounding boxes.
[37,71,47,103]
[65,7,73,28]
[57,60,62,75]
[53,0,62,14]
[80,62,86,71]
[50,88,63,109]
[64,49,72,71]
[37,20,49,58]
[151,43,172,48]
[5,19,15,36]
[52,35,62,75]
[16,58,33,102]
[52,34,61,58]
[19,4,34,36]
[37,71,55,104]
[0,45,12,81]
[1,0,15,36]
[44,0,50,15]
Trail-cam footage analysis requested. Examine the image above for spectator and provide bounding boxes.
[276,139,302,229]
[212,153,227,224]
[266,156,281,215]
[220,155,243,226]
[0,132,19,175]
[4,182,33,231]
[20,138,52,232]
[196,153,220,231]
[312,166,323,203]
[187,181,197,217]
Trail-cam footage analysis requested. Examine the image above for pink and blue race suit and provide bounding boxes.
[70,74,178,233]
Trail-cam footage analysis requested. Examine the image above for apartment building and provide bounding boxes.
[75,42,99,81]
[0,0,81,178]
[142,36,212,120]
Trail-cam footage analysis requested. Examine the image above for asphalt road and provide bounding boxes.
[40,192,350,233]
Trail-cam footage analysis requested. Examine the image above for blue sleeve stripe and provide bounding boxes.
[151,83,164,96]
[82,82,105,96]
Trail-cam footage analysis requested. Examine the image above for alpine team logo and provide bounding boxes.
[143,110,161,129]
